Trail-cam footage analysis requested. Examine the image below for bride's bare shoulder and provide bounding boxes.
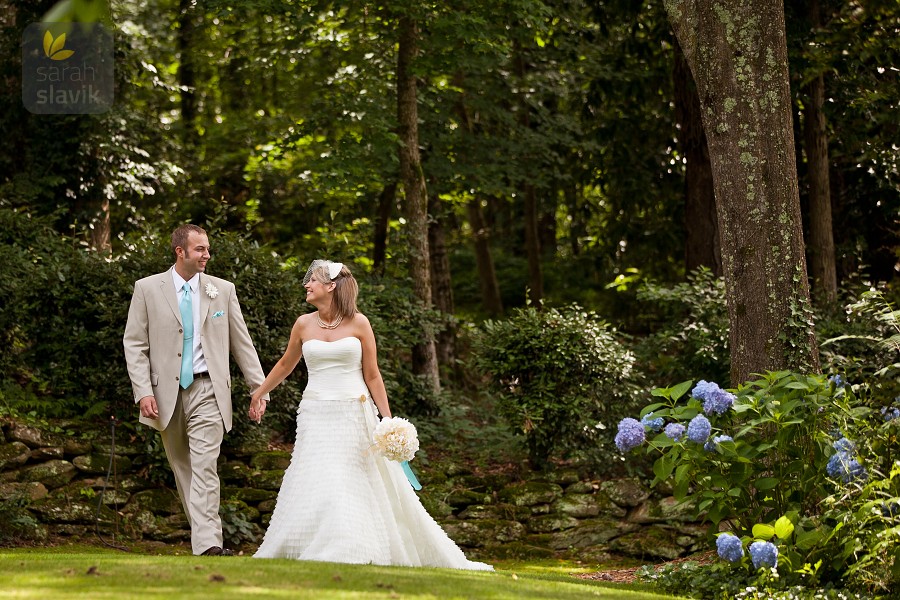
[292,312,316,334]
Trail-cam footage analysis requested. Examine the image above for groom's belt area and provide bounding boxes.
[194,372,210,379]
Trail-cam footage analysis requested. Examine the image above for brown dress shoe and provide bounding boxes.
[200,546,234,556]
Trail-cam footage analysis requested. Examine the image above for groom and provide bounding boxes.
[123,224,269,556]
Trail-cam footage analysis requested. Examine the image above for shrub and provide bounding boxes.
[470,303,643,469]
[819,287,900,403]
[625,373,855,531]
[622,371,899,597]
[219,500,261,546]
[0,209,442,443]
[633,267,730,387]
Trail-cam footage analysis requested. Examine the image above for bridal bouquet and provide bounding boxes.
[373,417,419,462]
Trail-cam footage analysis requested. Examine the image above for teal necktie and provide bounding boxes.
[179,282,194,389]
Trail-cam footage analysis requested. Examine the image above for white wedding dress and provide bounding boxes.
[254,336,492,571]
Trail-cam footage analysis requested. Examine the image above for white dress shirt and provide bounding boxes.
[172,269,209,375]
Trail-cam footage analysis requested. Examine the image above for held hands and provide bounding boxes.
[249,395,267,424]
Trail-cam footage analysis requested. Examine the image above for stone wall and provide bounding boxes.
[0,419,707,560]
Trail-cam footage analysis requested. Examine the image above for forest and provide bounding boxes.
[1,0,900,597]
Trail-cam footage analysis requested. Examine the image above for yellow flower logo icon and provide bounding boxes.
[43,30,74,61]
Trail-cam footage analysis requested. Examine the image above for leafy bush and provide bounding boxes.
[633,373,849,531]
[0,208,442,442]
[470,303,644,469]
[633,267,730,387]
[219,500,261,546]
[819,287,900,403]
[621,371,899,597]
[355,277,445,417]
[638,559,870,600]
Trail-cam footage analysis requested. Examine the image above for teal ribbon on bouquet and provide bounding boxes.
[401,461,422,490]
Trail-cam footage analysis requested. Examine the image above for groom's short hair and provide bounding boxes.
[171,224,208,255]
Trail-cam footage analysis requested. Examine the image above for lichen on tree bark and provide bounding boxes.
[663,0,820,383]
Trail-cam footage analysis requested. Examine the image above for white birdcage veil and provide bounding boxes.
[302,260,344,286]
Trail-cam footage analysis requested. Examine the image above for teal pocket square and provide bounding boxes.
[212,310,225,318]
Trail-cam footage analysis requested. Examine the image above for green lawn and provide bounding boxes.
[0,545,683,599]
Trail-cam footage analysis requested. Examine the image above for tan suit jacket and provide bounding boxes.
[123,267,267,432]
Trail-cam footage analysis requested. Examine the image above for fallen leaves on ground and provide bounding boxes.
[575,551,716,584]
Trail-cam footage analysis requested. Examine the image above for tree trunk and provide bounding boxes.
[452,71,504,317]
[467,199,504,316]
[90,198,111,254]
[178,0,197,146]
[429,193,455,369]
[663,0,820,383]
[523,184,544,306]
[373,182,396,277]
[564,185,585,257]
[803,0,837,304]
[514,48,544,307]
[673,37,721,276]
[397,14,440,395]
[539,191,557,257]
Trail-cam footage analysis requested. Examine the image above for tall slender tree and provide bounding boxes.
[801,0,837,304]
[397,13,440,394]
[673,39,721,276]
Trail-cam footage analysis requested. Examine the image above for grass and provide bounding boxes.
[0,544,684,599]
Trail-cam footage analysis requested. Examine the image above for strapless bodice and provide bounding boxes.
[301,336,368,399]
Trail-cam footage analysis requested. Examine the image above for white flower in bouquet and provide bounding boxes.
[373,417,420,462]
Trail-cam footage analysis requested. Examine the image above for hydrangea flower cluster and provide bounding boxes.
[687,414,711,443]
[692,380,736,415]
[615,418,646,452]
[748,540,778,569]
[882,405,900,422]
[881,501,900,518]
[716,533,744,562]
[826,436,867,484]
[704,434,733,452]
[664,422,685,441]
[641,412,665,432]
[833,437,855,453]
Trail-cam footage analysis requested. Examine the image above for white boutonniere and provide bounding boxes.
[205,283,219,299]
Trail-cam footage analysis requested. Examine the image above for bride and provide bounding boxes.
[249,260,492,570]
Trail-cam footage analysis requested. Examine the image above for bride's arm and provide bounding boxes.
[358,314,391,418]
[251,316,306,406]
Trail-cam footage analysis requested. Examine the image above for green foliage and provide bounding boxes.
[629,369,900,597]
[638,559,869,600]
[470,304,643,469]
[0,209,439,441]
[807,406,900,593]
[355,277,446,417]
[633,268,730,387]
[819,287,900,402]
[414,392,525,469]
[641,373,850,533]
[218,500,260,546]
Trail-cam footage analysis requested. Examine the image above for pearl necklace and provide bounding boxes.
[316,312,343,330]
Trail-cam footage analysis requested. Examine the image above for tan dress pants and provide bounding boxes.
[160,377,225,555]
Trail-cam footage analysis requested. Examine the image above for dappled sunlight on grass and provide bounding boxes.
[0,545,683,599]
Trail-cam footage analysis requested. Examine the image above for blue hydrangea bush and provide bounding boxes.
[619,371,900,597]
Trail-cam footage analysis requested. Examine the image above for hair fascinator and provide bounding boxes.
[303,260,344,285]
